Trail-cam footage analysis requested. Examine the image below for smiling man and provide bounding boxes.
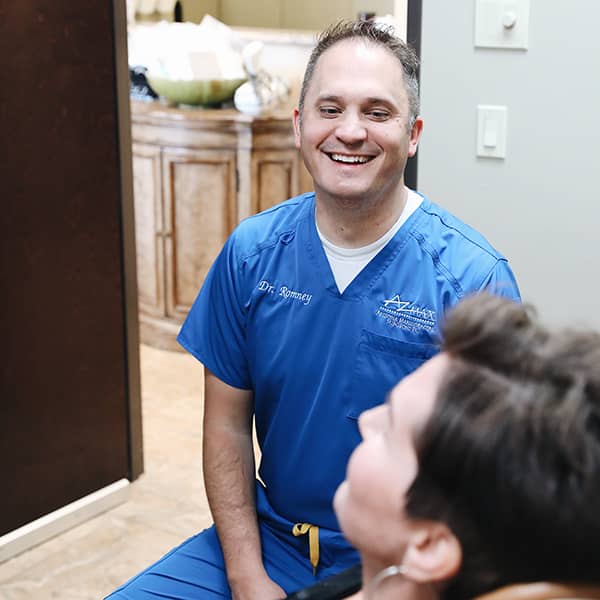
[293,36,422,247]
[106,20,520,600]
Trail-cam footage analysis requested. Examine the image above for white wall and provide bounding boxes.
[418,1,600,329]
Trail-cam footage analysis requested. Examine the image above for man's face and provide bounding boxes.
[293,39,422,208]
[333,353,449,564]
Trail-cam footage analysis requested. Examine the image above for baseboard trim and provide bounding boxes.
[0,478,130,563]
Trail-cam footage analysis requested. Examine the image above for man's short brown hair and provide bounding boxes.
[298,20,420,129]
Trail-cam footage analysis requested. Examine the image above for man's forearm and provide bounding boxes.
[202,371,284,599]
[203,422,265,589]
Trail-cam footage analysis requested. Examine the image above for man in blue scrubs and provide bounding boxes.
[107,19,520,599]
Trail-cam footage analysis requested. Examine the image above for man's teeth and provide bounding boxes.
[330,154,371,164]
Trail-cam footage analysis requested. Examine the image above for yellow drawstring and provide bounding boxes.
[292,522,320,575]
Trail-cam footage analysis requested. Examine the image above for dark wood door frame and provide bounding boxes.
[405,0,423,191]
[113,0,144,481]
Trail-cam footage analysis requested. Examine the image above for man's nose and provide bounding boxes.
[335,111,367,144]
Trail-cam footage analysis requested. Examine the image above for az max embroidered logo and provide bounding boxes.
[382,296,413,311]
[376,295,436,334]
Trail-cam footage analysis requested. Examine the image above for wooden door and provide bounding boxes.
[0,0,141,539]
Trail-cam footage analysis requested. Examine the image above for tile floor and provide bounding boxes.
[0,344,212,600]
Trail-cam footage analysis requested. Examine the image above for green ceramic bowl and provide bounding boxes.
[146,75,246,107]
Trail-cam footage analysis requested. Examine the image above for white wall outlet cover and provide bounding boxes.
[475,0,530,50]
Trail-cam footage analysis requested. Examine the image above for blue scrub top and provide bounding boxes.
[178,192,520,530]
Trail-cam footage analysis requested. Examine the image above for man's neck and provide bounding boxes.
[315,185,409,249]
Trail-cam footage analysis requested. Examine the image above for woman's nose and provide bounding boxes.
[358,404,384,439]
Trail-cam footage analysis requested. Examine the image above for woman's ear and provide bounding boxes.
[401,521,462,583]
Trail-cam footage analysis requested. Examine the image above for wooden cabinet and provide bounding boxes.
[131,100,311,350]
[133,142,164,320]
[252,149,299,213]
[162,146,238,323]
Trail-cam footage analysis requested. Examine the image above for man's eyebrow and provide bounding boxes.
[314,95,399,109]
[315,94,343,103]
[364,96,394,105]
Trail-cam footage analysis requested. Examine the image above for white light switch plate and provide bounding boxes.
[475,0,530,50]
[477,105,508,159]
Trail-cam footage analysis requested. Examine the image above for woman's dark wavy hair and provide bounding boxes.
[406,293,600,599]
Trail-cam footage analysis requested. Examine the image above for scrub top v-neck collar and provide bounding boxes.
[301,194,426,300]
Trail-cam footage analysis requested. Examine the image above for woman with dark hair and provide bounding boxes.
[329,293,600,599]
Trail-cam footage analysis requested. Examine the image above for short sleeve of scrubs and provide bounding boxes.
[479,258,521,302]
[177,235,251,390]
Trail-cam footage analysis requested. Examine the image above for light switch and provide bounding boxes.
[475,0,530,50]
[477,105,507,159]
[483,118,498,147]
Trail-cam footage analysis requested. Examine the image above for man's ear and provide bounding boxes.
[402,521,462,583]
[408,116,423,158]
[292,108,302,149]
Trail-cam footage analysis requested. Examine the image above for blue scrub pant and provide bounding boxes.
[105,484,359,599]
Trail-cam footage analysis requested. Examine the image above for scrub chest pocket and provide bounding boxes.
[346,329,439,420]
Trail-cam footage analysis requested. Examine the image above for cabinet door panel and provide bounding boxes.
[132,143,164,317]
[252,149,302,213]
[162,148,237,319]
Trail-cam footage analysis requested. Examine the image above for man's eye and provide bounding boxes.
[367,110,391,121]
[319,106,341,117]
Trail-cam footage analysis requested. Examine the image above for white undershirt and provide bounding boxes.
[317,190,422,294]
